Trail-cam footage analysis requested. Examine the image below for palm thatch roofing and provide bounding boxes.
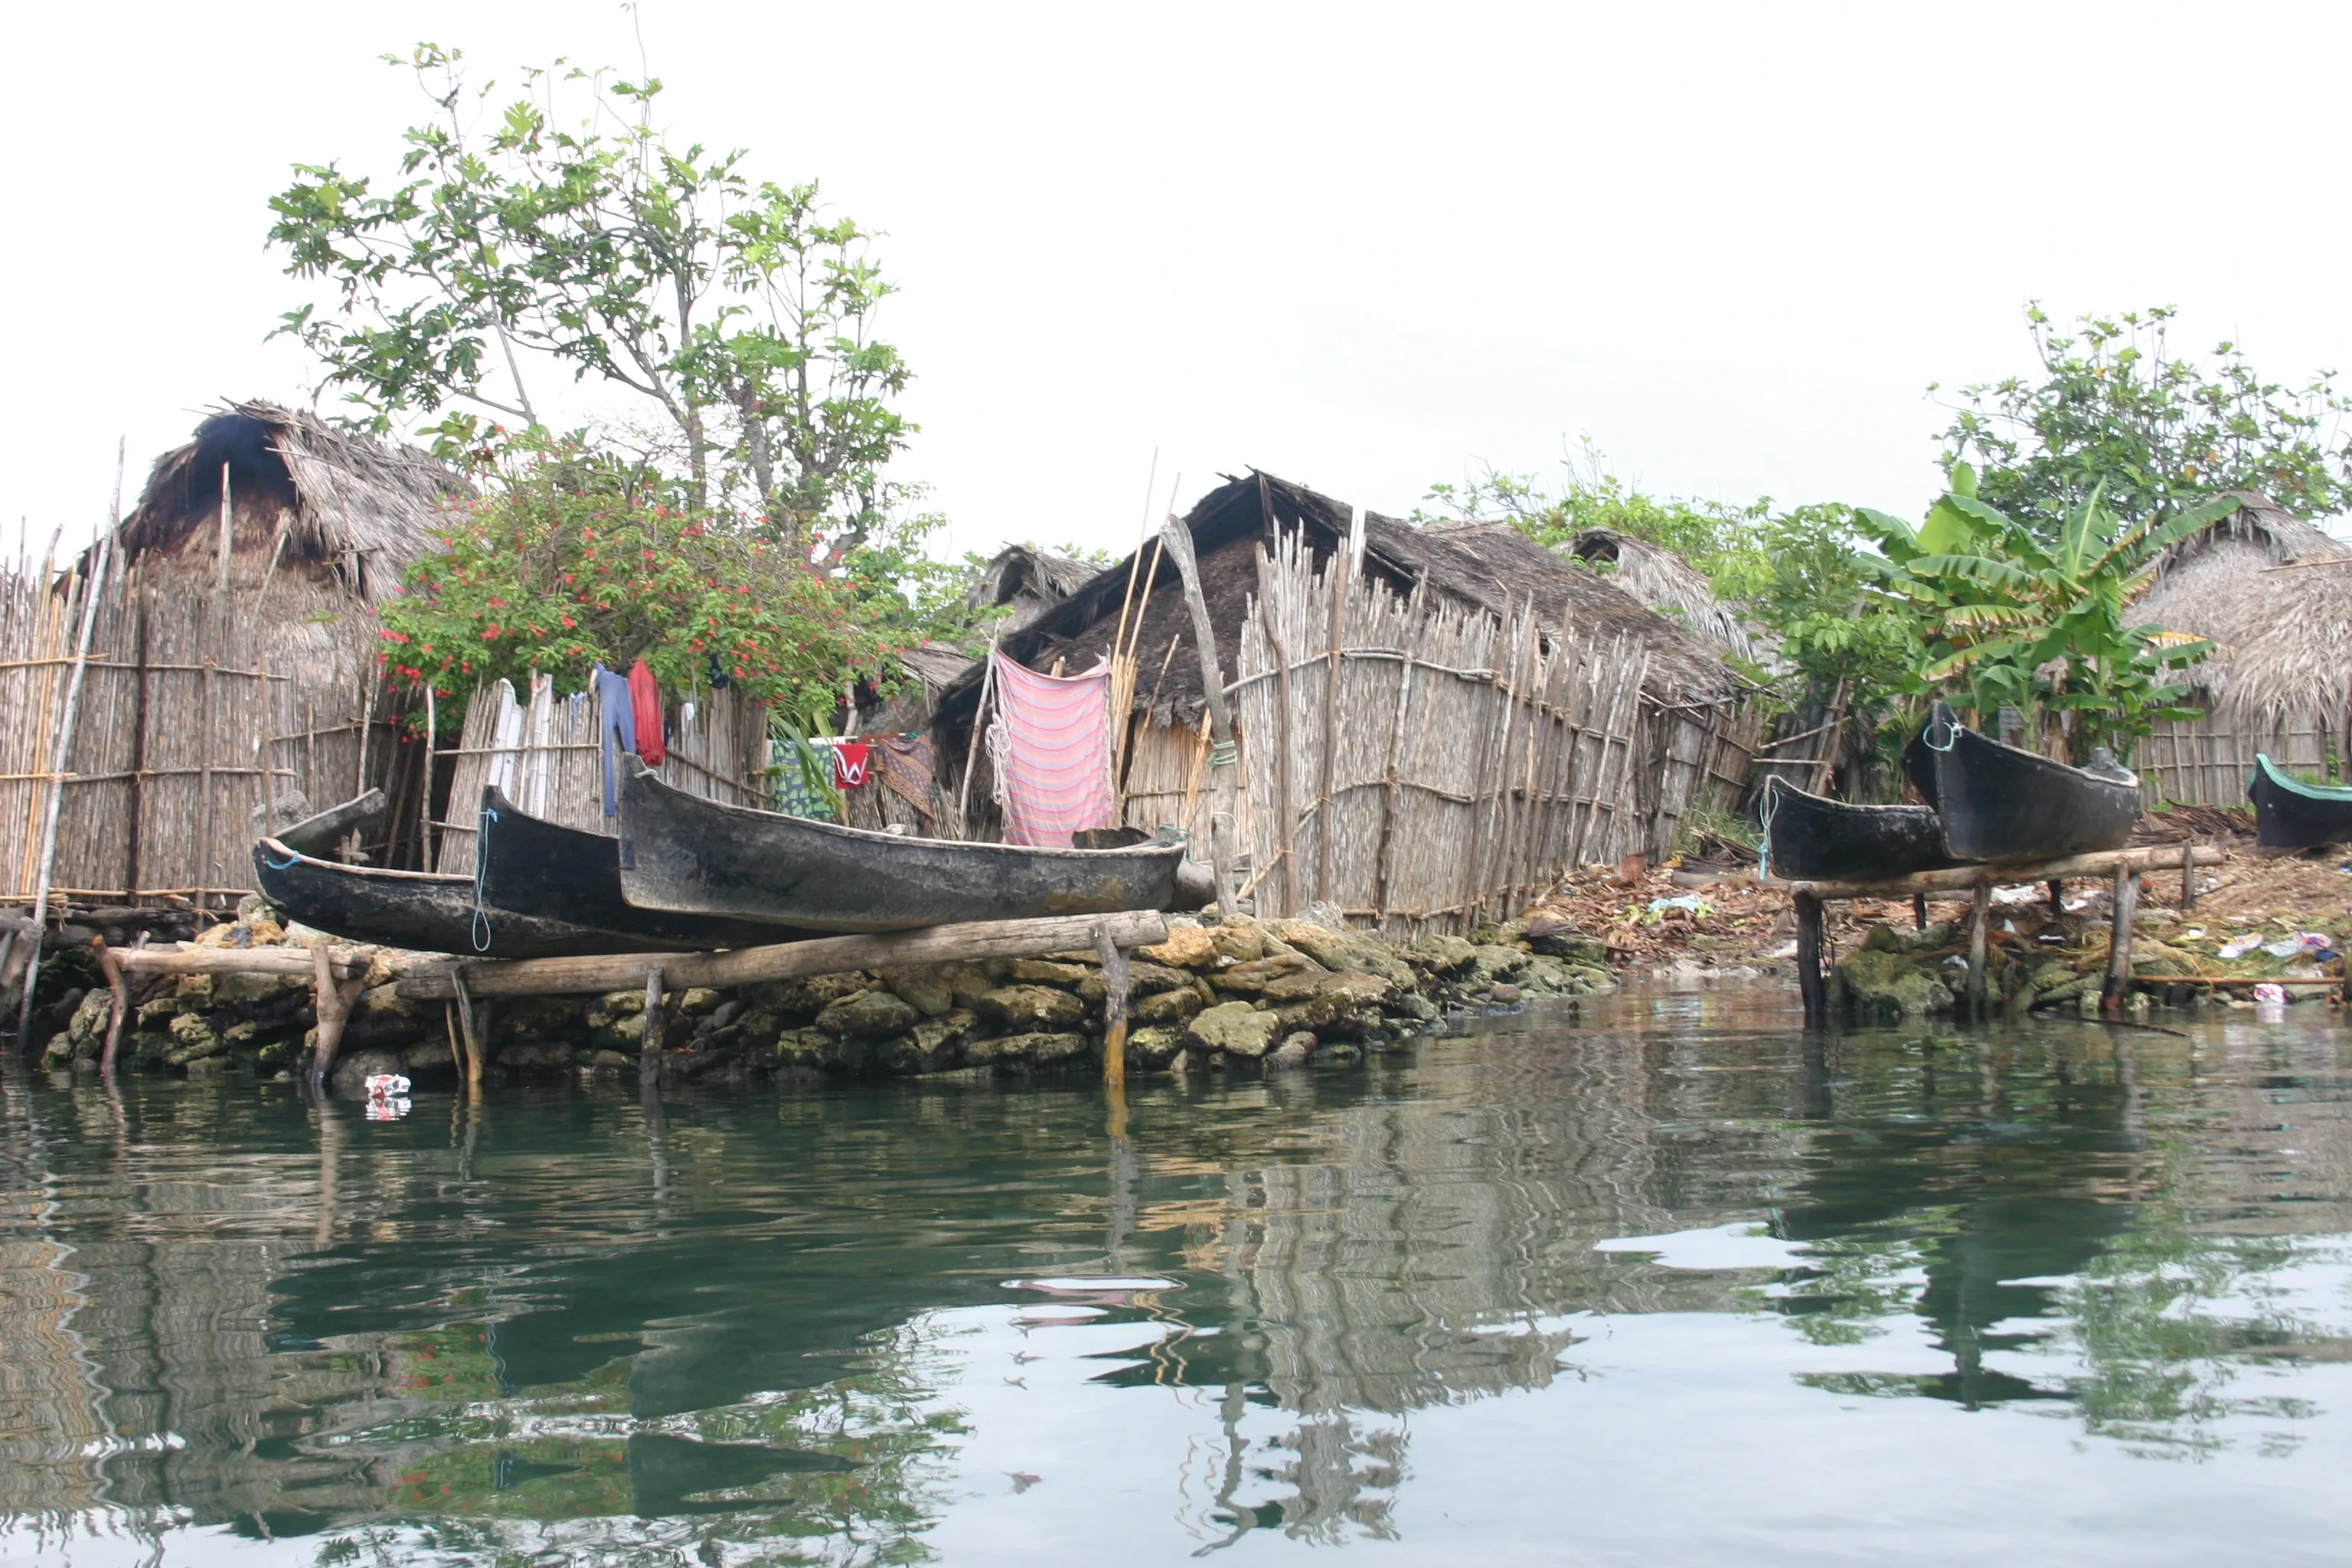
[972,544,1099,632]
[111,400,466,605]
[2134,491,2352,720]
[932,470,1740,749]
[1569,528,1756,658]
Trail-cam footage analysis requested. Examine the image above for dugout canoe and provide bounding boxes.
[1758,774,1963,883]
[615,756,1194,932]
[475,786,813,949]
[252,838,692,959]
[1901,701,2141,864]
[2247,753,2352,849]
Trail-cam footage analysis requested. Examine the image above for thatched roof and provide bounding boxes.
[972,544,1099,632]
[932,471,1740,748]
[2134,491,2352,719]
[112,400,466,605]
[1569,528,1756,658]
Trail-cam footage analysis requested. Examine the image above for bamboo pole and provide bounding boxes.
[398,909,1169,1001]
[16,509,113,1047]
[956,632,1001,834]
[639,963,666,1083]
[1095,922,1130,1091]
[2102,867,2141,1017]
[1966,882,1991,1014]
[1260,593,1296,917]
[1158,517,1238,920]
[423,684,438,871]
[1316,546,1345,904]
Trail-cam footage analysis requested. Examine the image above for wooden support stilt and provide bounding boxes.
[640,965,667,1083]
[1913,893,1929,932]
[2102,867,2141,1016]
[2048,880,2063,919]
[1094,923,1131,1091]
[1795,891,1826,1026]
[2181,844,2198,910]
[1966,883,1991,1014]
[452,969,484,1089]
[93,938,128,1076]
[309,943,363,1092]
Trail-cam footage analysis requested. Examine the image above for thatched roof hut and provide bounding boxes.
[1569,528,1757,658]
[112,400,465,603]
[2129,492,2352,802]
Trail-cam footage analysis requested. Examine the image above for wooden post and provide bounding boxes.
[17,528,113,1048]
[215,462,234,593]
[640,964,667,1082]
[2102,867,2141,1017]
[1159,514,1239,919]
[423,684,439,871]
[308,943,363,1092]
[1317,545,1346,905]
[93,937,128,1076]
[2047,880,2063,919]
[956,632,1001,834]
[451,967,483,1090]
[1094,923,1130,1091]
[1913,893,1929,932]
[1966,882,1991,1014]
[126,573,148,904]
[1795,891,1826,1026]
[1261,597,1297,917]
[2181,843,2197,910]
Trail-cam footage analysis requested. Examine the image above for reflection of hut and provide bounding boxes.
[0,401,460,907]
[2132,493,2352,803]
[1570,528,1758,659]
[933,472,1754,870]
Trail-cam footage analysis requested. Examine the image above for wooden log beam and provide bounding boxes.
[1794,891,1826,1026]
[119,945,367,980]
[275,789,389,856]
[1777,844,2199,902]
[397,910,1172,1002]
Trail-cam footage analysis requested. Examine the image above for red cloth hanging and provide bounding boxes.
[831,740,871,789]
[627,660,666,765]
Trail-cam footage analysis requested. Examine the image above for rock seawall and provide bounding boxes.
[37,904,1617,1091]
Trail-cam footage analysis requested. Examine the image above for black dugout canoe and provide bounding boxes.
[476,785,814,949]
[1901,701,2141,864]
[2247,753,2352,849]
[252,839,687,959]
[1758,773,1963,883]
[615,756,1194,932]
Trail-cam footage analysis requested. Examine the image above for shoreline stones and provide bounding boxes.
[34,903,1622,1093]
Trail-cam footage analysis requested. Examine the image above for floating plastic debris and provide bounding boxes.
[2218,934,2264,960]
[2252,983,2288,1004]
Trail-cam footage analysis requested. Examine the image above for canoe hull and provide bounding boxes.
[616,758,1187,932]
[478,787,813,949]
[1759,775,1961,882]
[2248,754,2352,849]
[1903,703,2140,864]
[254,841,698,959]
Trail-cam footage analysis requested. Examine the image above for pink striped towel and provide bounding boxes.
[988,652,1113,847]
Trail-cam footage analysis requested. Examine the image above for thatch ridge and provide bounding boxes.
[1568,528,1755,657]
[932,470,1740,749]
[2134,491,2352,719]
[113,400,466,604]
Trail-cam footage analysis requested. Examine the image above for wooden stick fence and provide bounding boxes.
[1234,531,1648,938]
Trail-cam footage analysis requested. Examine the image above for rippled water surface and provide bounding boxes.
[8,986,2352,1565]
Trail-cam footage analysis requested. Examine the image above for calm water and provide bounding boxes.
[6,987,2352,1566]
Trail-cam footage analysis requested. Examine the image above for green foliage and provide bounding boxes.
[377,439,930,724]
[270,44,911,559]
[1854,466,2236,764]
[1936,304,2352,537]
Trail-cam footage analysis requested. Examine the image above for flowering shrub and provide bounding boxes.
[381,444,923,723]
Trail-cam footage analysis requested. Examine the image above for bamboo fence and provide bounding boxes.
[1233,531,1650,937]
[2136,707,2338,805]
[430,678,768,874]
[0,541,403,910]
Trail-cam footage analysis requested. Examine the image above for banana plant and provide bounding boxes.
[1853,465,2236,765]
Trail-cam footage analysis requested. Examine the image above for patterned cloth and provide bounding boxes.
[987,653,1112,848]
[769,738,841,822]
[874,733,937,822]
[831,740,872,789]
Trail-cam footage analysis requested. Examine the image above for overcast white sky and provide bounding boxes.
[11,2,2352,559]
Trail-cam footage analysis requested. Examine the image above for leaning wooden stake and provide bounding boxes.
[2102,867,2141,1017]
[1794,891,1826,1026]
[93,938,129,1076]
[640,964,668,1083]
[309,942,364,1092]
[18,522,114,1049]
[1966,883,1992,1014]
[1094,923,1131,1091]
[1158,515,1239,919]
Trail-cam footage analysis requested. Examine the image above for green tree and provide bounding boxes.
[1935,304,2352,537]
[269,44,911,560]
[1854,465,2236,764]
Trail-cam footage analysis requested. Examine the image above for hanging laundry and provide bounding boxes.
[986,652,1113,848]
[769,737,840,822]
[628,659,666,766]
[874,733,937,822]
[591,663,636,817]
[831,740,872,790]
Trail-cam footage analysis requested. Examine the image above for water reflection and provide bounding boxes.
[2,992,2350,1563]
